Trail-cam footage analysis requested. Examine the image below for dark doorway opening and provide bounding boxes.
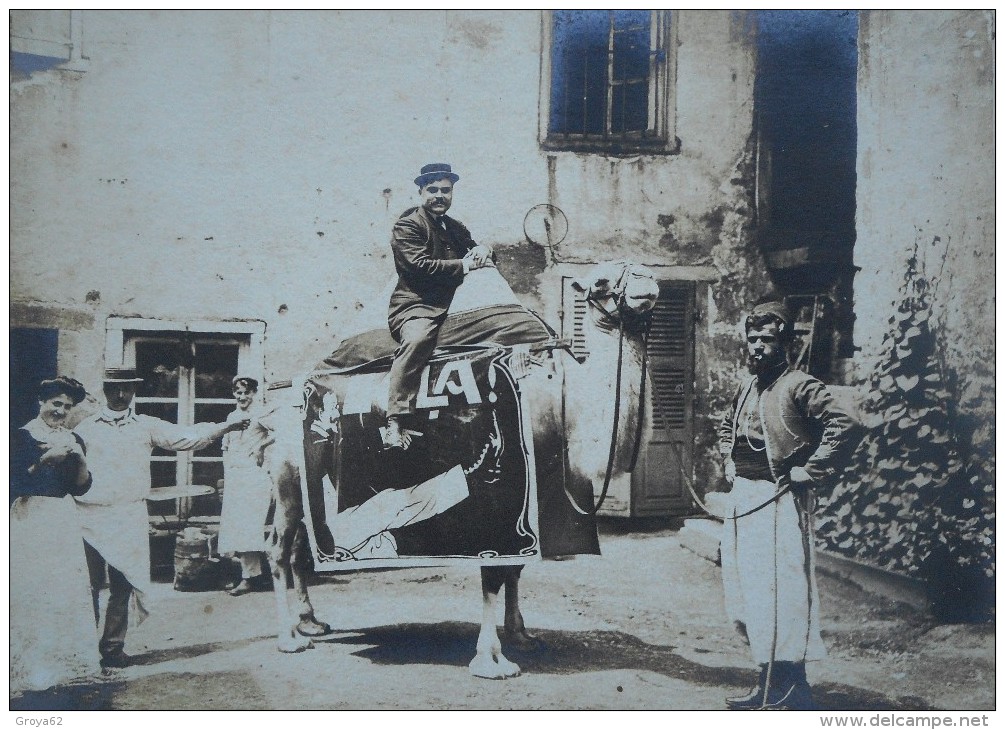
[754,10,858,378]
[10,328,59,429]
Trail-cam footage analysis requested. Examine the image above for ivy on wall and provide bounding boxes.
[816,239,994,619]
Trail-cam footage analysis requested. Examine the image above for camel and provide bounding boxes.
[247,262,660,677]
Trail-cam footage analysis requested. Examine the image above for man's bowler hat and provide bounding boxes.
[102,367,144,383]
[414,163,459,188]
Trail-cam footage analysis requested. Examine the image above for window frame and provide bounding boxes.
[10,9,89,73]
[539,9,680,155]
[105,317,266,519]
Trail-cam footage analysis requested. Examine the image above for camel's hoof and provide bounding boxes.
[278,634,313,654]
[496,655,522,678]
[504,629,544,652]
[297,618,333,637]
[468,654,522,679]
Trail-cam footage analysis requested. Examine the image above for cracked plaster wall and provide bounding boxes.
[11,9,768,499]
[854,10,995,461]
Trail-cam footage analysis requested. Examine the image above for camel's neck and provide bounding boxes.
[562,317,648,476]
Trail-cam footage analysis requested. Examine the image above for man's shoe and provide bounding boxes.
[726,684,765,710]
[758,680,815,710]
[757,662,816,711]
[228,579,252,596]
[726,665,767,710]
[100,652,132,669]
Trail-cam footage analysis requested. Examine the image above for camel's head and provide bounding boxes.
[579,262,659,332]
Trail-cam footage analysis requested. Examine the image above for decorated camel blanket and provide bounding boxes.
[293,305,601,571]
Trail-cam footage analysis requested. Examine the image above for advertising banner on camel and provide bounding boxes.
[295,346,543,570]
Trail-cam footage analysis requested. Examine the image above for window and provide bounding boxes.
[542,10,678,154]
[106,318,265,521]
[10,9,89,74]
[130,334,240,516]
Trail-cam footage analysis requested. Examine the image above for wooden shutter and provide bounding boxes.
[561,279,590,361]
[648,287,689,434]
[632,280,695,515]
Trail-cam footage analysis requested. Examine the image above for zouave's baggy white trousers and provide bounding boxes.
[720,476,827,665]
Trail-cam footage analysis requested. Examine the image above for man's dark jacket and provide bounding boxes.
[718,367,860,489]
[387,206,477,337]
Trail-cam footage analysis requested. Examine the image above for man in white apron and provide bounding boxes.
[74,367,249,669]
[717,301,859,710]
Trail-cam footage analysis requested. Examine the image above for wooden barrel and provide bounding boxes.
[173,528,223,592]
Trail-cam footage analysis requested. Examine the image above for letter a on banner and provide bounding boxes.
[418,359,483,410]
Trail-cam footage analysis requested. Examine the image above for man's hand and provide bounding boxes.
[464,245,494,271]
[789,466,813,487]
[225,410,252,432]
[724,458,737,485]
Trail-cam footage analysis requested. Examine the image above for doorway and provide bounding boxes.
[755,10,859,376]
[10,327,59,429]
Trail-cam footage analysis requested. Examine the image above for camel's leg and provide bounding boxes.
[266,524,311,653]
[469,567,521,679]
[268,462,313,654]
[501,565,538,650]
[290,522,331,637]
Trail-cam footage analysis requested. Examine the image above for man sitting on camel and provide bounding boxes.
[384,163,494,450]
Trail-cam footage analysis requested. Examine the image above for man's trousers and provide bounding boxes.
[720,476,827,665]
[83,540,132,659]
[387,316,443,418]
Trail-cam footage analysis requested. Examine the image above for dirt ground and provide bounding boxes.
[10,521,995,712]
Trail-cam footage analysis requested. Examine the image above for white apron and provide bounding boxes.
[76,499,153,625]
[10,496,101,693]
[218,426,274,553]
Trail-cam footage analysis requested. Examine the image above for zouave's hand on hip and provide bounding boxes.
[788,466,813,487]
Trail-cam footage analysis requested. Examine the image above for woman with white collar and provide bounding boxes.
[10,376,100,694]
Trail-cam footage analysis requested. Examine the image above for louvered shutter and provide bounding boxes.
[561,279,590,362]
[632,280,696,515]
[648,287,689,434]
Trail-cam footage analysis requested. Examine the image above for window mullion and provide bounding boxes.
[649,14,659,135]
[179,340,197,487]
[605,12,615,139]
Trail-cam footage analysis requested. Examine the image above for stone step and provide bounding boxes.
[677,501,927,611]
[678,517,722,564]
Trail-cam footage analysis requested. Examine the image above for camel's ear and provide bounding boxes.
[574,262,632,298]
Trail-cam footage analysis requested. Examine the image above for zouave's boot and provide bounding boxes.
[726,664,768,710]
[759,661,816,711]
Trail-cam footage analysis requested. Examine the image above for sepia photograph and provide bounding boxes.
[9,8,995,716]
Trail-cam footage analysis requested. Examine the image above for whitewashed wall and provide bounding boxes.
[11,9,762,455]
[853,10,995,450]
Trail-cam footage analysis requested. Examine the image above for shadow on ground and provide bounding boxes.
[10,670,267,712]
[10,622,939,712]
[9,636,276,712]
[342,621,935,711]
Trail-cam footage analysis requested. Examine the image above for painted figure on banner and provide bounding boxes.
[717,299,859,710]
